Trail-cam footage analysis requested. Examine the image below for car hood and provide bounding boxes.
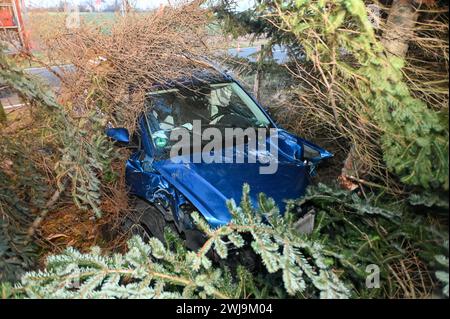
[152,130,332,228]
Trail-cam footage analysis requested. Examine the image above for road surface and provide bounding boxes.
[227,45,289,64]
[25,65,74,88]
[1,64,73,110]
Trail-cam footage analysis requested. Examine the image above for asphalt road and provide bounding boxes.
[25,64,74,88]
[228,45,289,64]
[1,64,72,110]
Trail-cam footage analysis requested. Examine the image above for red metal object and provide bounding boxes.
[14,0,30,52]
[0,0,30,52]
[0,7,14,27]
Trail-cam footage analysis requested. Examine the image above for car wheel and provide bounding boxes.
[123,197,177,244]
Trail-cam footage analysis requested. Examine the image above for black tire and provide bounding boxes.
[122,199,262,273]
[123,197,177,244]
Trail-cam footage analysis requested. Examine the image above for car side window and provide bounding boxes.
[146,95,177,132]
[210,84,232,118]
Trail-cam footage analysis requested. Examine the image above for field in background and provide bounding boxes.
[27,11,264,54]
[27,12,117,52]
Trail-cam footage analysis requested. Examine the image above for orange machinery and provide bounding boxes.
[0,0,30,53]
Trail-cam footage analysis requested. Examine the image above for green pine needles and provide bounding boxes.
[1,48,114,218]
[10,184,350,299]
[188,184,350,298]
[266,0,449,190]
[2,184,447,299]
[435,241,449,298]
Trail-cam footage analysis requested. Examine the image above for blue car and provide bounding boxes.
[107,67,332,249]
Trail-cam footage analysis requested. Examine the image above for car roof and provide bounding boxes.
[148,63,233,92]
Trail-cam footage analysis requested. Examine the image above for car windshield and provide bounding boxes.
[144,82,272,151]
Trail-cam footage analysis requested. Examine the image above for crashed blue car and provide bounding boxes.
[107,68,332,249]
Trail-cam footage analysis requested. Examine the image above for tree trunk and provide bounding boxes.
[122,0,131,14]
[340,0,420,190]
[253,45,264,101]
[381,0,419,57]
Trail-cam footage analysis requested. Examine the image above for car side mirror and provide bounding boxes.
[106,128,130,145]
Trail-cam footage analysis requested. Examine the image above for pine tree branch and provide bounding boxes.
[25,178,68,243]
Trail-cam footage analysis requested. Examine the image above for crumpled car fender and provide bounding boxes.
[126,155,228,230]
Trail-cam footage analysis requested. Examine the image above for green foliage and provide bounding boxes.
[409,192,449,210]
[0,49,114,218]
[1,6,448,299]
[434,241,449,298]
[17,236,233,299]
[0,102,6,124]
[56,111,114,218]
[0,79,53,280]
[216,0,449,192]
[278,0,448,190]
[213,1,298,47]
[0,218,37,283]
[292,0,449,190]
[0,59,60,110]
[10,185,350,299]
[189,184,350,298]
[0,138,49,282]
[0,48,115,282]
[4,184,447,299]
[298,183,448,298]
